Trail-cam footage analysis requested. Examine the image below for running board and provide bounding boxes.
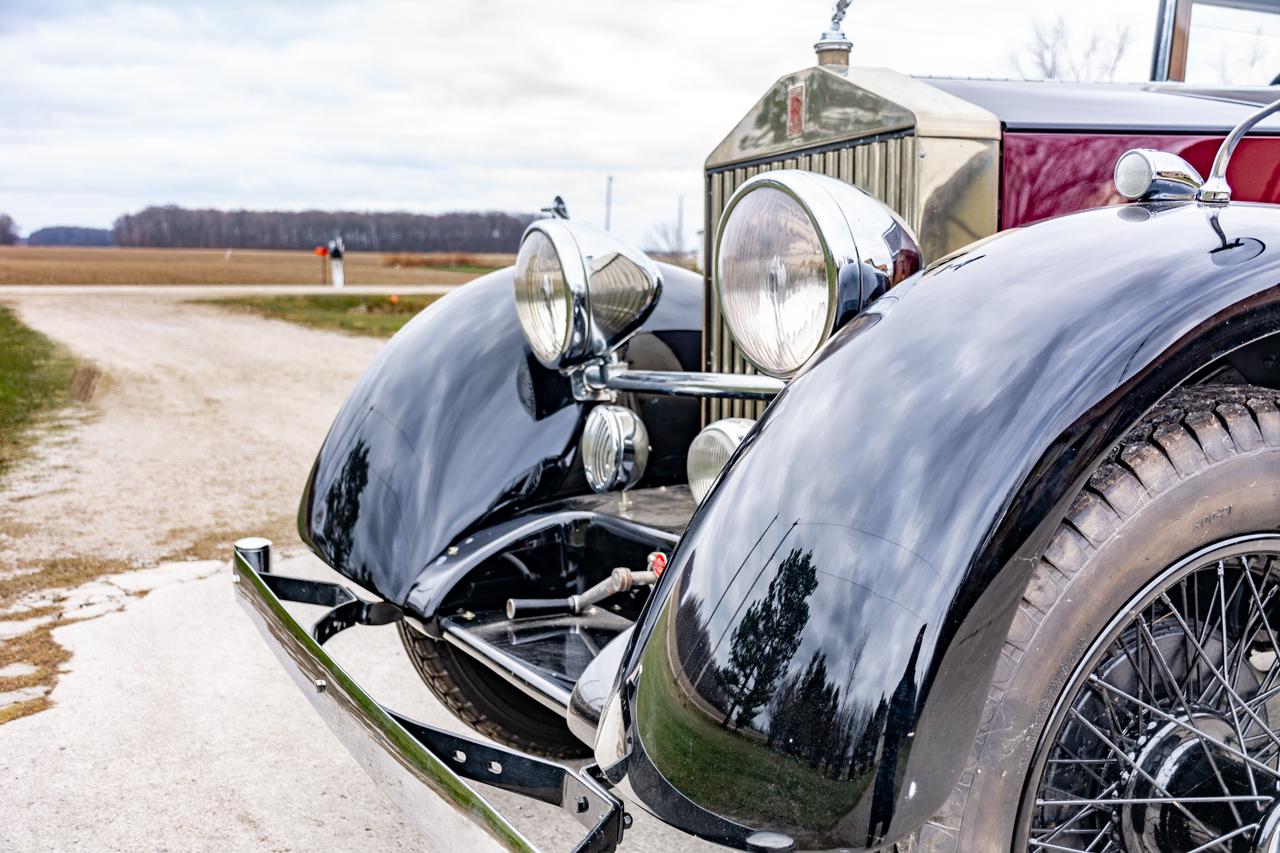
[440,608,633,717]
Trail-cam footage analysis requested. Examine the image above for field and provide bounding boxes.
[206,293,442,337]
[0,246,513,285]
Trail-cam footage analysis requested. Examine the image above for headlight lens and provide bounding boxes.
[687,418,753,503]
[514,229,574,367]
[716,186,832,378]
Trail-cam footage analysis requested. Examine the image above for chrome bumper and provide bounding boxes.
[232,538,627,853]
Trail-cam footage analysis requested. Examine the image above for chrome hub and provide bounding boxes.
[1121,713,1262,852]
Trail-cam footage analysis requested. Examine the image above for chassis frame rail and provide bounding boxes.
[231,538,627,853]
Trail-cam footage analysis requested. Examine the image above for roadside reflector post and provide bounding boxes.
[328,235,345,289]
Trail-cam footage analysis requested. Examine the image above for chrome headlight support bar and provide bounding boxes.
[578,360,784,401]
[1200,96,1280,205]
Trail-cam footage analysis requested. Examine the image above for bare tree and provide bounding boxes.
[1012,16,1132,82]
[645,220,689,255]
[0,214,18,246]
[1216,25,1271,84]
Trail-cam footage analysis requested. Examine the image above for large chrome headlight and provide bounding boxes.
[514,218,662,370]
[714,170,920,378]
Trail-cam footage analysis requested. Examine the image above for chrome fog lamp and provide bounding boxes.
[715,170,920,379]
[514,218,662,370]
[1113,149,1203,202]
[687,418,753,503]
[582,405,649,493]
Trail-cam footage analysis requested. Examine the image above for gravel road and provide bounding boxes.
[0,288,710,853]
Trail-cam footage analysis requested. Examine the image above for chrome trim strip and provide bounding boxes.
[583,362,784,400]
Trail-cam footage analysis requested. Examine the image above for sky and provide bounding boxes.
[2,0,1273,250]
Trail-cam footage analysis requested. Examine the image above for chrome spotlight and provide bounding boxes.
[581,405,649,493]
[1113,149,1202,202]
[687,418,753,503]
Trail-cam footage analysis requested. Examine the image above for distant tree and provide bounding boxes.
[1012,16,1132,82]
[110,206,535,252]
[28,227,112,247]
[0,214,18,245]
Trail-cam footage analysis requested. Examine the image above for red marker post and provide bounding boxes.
[314,245,329,285]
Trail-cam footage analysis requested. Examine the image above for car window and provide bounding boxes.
[1185,1,1280,84]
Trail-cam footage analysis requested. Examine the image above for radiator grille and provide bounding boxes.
[703,130,916,422]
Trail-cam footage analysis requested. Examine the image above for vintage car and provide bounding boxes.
[234,1,1280,850]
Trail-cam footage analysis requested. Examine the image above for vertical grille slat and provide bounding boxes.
[702,130,914,423]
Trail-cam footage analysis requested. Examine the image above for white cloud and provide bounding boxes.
[1,0,1163,247]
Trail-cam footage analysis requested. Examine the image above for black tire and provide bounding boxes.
[397,621,590,758]
[912,385,1280,852]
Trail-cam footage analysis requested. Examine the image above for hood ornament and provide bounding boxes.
[815,1,853,67]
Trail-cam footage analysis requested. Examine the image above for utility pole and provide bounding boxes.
[676,194,685,254]
[604,175,614,231]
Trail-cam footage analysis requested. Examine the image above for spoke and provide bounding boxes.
[1037,795,1271,806]
[1086,675,1280,780]
[1186,822,1261,853]
[1034,781,1121,846]
[1218,565,1261,799]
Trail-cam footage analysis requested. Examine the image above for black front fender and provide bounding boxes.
[617,202,1280,850]
[299,263,702,607]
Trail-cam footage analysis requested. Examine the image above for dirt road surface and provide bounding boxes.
[0,288,710,852]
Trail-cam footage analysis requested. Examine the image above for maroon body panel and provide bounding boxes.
[1001,133,1280,229]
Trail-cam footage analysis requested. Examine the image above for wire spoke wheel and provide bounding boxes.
[1024,539,1280,852]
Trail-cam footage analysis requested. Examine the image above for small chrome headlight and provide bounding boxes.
[1113,149,1203,202]
[514,218,661,370]
[582,405,649,493]
[687,418,753,503]
[715,170,919,379]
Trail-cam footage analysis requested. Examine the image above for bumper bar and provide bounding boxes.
[232,538,627,853]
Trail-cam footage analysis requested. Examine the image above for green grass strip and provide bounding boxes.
[0,306,75,475]
[204,294,442,338]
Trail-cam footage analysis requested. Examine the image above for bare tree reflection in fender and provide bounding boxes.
[867,625,926,847]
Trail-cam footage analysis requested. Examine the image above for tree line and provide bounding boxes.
[110,206,535,252]
[0,214,17,245]
[29,227,113,247]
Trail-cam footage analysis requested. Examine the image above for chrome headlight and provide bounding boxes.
[514,218,661,370]
[714,170,920,378]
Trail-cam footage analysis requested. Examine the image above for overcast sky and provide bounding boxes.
[3,0,1268,249]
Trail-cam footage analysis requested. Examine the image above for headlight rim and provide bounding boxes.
[515,219,593,369]
[713,172,854,380]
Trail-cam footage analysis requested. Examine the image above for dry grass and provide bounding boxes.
[381,251,513,272]
[0,246,505,286]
